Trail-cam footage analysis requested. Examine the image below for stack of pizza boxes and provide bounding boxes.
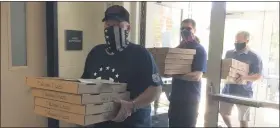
[221,59,249,85]
[25,77,129,126]
[148,48,196,76]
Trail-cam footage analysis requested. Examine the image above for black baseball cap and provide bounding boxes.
[102,5,130,23]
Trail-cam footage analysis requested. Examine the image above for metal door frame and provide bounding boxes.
[46,2,59,128]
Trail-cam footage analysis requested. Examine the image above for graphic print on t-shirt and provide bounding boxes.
[91,65,120,82]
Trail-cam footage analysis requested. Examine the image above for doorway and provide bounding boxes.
[219,2,279,127]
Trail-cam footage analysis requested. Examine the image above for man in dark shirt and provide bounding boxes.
[220,31,263,127]
[81,5,163,128]
[168,19,207,127]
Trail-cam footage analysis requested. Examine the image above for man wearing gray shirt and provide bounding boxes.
[220,31,263,127]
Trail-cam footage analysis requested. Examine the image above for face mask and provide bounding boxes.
[104,26,129,53]
[181,27,194,42]
[234,42,246,51]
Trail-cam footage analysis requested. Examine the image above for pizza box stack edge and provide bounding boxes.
[148,47,196,75]
[221,59,249,85]
[25,77,130,126]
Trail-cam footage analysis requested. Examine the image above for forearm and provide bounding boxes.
[132,86,162,109]
[244,74,262,82]
[173,71,203,81]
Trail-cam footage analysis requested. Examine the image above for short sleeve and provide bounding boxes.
[250,54,263,75]
[139,49,163,87]
[192,46,207,73]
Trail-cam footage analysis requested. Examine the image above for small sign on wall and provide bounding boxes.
[65,30,83,50]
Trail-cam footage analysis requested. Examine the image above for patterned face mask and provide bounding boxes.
[104,26,129,53]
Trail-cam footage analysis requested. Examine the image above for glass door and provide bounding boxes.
[144,2,183,127]
[219,2,279,127]
[145,2,182,48]
[253,10,279,127]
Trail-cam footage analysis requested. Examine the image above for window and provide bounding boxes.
[182,2,212,59]
[268,16,279,76]
[10,2,27,66]
[145,2,182,48]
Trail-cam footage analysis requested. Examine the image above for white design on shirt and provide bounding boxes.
[152,73,161,83]
[92,66,120,82]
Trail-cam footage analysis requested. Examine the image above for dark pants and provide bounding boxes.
[168,101,199,127]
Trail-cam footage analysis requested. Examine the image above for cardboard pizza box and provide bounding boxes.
[25,77,127,94]
[147,48,196,55]
[165,59,193,65]
[154,54,194,71]
[147,48,197,76]
[34,97,116,115]
[164,64,191,70]
[32,88,130,105]
[148,48,195,63]
[34,105,118,126]
[222,59,249,72]
[155,58,193,65]
[157,64,192,75]
[156,53,194,60]
[164,69,192,75]
[221,71,239,79]
[221,67,248,79]
[238,62,250,72]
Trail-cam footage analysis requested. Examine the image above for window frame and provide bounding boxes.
[8,2,28,70]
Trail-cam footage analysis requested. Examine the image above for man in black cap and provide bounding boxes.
[81,5,163,128]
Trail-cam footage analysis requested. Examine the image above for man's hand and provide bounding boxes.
[235,73,262,83]
[186,71,203,81]
[111,100,133,122]
[235,73,246,84]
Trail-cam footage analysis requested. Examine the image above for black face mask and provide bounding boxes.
[104,26,129,53]
[181,27,194,42]
[234,42,246,51]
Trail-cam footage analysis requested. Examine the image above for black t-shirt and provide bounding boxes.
[170,42,207,103]
[81,43,163,126]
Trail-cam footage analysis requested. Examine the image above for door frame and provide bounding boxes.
[45,2,59,128]
[0,2,1,95]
